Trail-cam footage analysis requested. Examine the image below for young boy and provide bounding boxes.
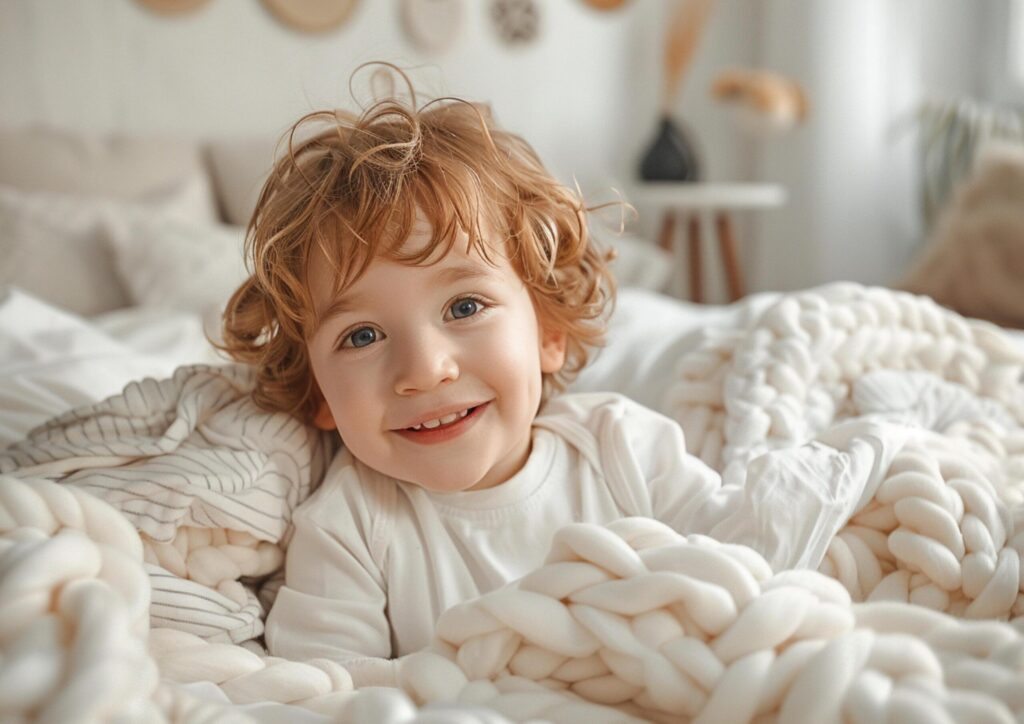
[221,82,890,686]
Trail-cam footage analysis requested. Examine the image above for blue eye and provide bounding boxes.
[450,298,481,319]
[345,327,378,348]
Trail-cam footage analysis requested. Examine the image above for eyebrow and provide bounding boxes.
[313,262,495,335]
[433,262,494,286]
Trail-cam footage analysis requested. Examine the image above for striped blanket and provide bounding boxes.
[0,363,335,644]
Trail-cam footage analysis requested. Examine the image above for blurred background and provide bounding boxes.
[1,0,1022,312]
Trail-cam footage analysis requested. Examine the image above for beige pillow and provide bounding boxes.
[105,213,248,341]
[899,142,1024,329]
[590,222,673,292]
[0,126,219,224]
[0,186,130,315]
[204,137,277,227]
[0,178,219,317]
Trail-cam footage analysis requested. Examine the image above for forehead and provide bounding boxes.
[306,219,514,318]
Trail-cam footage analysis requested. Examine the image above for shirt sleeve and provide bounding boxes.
[601,395,908,571]
[264,461,395,675]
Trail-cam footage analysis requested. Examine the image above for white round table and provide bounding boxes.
[629,183,787,303]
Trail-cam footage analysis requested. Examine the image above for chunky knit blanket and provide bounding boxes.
[2,283,1023,723]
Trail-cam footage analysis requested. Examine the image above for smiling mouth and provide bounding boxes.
[406,406,477,431]
[395,402,489,444]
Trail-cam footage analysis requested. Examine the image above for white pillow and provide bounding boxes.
[0,186,133,315]
[0,288,215,447]
[204,136,277,227]
[569,287,780,414]
[105,213,248,339]
[589,222,673,292]
[0,172,223,317]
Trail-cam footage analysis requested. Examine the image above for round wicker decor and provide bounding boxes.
[491,0,540,45]
[135,0,211,15]
[261,0,359,34]
[581,0,628,10]
[401,0,464,54]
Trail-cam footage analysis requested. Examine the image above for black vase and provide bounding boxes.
[639,115,701,182]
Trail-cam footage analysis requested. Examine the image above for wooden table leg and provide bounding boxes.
[687,215,703,303]
[715,212,745,301]
[658,212,676,253]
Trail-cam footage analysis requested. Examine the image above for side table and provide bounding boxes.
[630,183,787,303]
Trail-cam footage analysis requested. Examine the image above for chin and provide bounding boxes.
[414,470,486,494]
[415,480,471,494]
[388,456,496,492]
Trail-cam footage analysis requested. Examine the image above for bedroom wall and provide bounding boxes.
[0,0,1012,299]
[0,0,756,199]
[0,0,760,300]
[0,0,637,195]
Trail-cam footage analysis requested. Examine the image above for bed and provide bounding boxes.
[3,127,1024,723]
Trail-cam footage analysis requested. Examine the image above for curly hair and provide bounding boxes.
[219,69,616,424]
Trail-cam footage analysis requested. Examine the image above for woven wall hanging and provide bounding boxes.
[581,0,628,10]
[400,0,464,54]
[135,0,211,15]
[490,0,540,45]
[261,0,359,34]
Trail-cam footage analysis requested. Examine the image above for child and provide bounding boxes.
[220,72,887,686]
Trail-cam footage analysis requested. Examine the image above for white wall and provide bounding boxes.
[752,0,894,292]
[0,0,657,198]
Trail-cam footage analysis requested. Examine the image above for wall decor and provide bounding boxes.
[711,68,808,136]
[261,0,359,34]
[135,0,211,15]
[490,0,540,45]
[581,0,629,11]
[400,0,464,54]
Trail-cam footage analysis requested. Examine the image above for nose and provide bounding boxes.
[392,330,459,395]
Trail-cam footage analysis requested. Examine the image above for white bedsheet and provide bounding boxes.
[0,286,223,447]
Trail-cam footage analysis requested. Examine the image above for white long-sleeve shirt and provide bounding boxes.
[265,391,902,684]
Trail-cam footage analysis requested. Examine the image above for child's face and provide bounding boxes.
[306,218,567,493]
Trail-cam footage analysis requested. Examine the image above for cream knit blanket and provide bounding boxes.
[2,284,1023,722]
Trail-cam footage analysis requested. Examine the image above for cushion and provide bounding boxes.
[590,223,673,292]
[899,141,1024,329]
[105,212,248,340]
[0,126,219,224]
[0,177,223,317]
[0,186,131,315]
[569,287,780,414]
[0,288,217,448]
[204,137,278,226]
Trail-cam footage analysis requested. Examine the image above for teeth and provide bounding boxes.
[409,407,473,432]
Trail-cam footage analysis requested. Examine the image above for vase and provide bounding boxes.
[639,115,702,182]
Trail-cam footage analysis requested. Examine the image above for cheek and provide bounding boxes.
[329,386,380,452]
[323,374,372,421]
[482,313,545,384]
[313,359,370,430]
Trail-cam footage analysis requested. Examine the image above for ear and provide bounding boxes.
[311,385,337,431]
[539,324,568,374]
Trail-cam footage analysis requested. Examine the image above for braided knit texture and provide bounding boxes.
[2,284,1024,722]
[410,517,1024,722]
[667,283,1024,620]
